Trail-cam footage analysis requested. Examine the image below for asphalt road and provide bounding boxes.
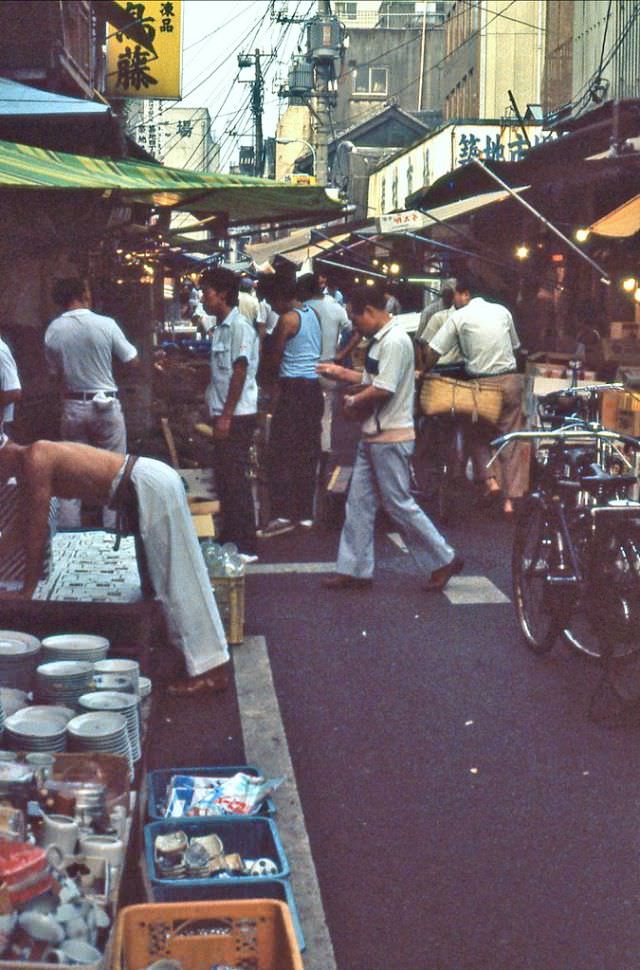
[142,442,640,970]
[243,505,640,970]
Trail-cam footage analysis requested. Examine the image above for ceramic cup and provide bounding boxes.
[93,659,139,696]
[78,833,124,869]
[39,814,79,857]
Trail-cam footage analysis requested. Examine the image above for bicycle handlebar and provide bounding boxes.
[490,427,640,450]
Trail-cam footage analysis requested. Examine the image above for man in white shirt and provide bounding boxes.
[423,276,526,515]
[298,273,350,454]
[45,278,139,528]
[318,285,462,592]
[201,267,260,561]
[0,336,21,435]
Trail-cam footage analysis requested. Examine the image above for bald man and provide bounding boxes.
[0,437,229,695]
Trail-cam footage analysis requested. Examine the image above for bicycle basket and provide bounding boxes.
[420,374,503,424]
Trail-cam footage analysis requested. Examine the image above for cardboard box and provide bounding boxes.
[615,409,640,436]
[600,389,620,429]
[601,338,640,364]
[610,321,640,340]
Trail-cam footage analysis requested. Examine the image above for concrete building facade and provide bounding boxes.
[441,1,546,121]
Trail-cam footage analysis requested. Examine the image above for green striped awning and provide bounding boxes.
[0,138,342,225]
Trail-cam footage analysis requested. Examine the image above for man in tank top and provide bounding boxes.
[258,273,323,538]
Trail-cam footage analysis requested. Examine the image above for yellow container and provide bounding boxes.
[211,574,245,645]
[111,899,303,970]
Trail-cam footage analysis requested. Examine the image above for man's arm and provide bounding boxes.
[261,310,298,374]
[213,357,248,438]
[421,346,441,372]
[343,384,392,421]
[21,447,54,598]
[0,388,21,408]
[316,361,363,385]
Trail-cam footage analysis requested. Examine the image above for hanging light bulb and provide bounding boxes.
[622,277,637,293]
[575,228,590,243]
[390,262,400,275]
[515,244,530,260]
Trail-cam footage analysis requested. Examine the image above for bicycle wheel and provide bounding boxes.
[563,519,640,660]
[512,500,563,654]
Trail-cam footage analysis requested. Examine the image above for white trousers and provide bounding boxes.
[58,399,127,529]
[337,440,455,579]
[128,457,229,676]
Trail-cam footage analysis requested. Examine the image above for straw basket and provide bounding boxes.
[210,575,245,645]
[420,374,503,424]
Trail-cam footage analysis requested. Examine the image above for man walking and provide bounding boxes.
[318,285,462,592]
[200,267,259,563]
[45,278,139,527]
[0,434,230,694]
[422,276,526,516]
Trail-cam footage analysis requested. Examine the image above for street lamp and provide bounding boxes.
[275,138,316,176]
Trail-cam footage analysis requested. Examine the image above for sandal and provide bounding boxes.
[167,663,230,696]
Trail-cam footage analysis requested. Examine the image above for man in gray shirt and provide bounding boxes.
[45,278,139,528]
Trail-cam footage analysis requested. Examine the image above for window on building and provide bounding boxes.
[336,1,358,18]
[354,66,388,95]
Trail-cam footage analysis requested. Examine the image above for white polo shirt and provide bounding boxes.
[429,296,519,377]
[306,296,350,361]
[0,337,20,424]
[45,308,137,392]
[418,306,462,366]
[206,307,259,417]
[361,319,415,441]
[257,299,279,335]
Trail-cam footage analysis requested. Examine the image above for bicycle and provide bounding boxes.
[491,421,640,671]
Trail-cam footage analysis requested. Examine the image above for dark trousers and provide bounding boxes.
[212,415,257,554]
[267,378,323,522]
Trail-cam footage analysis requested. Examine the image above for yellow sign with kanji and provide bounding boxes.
[106,0,182,99]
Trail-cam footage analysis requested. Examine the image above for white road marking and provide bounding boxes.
[387,532,409,553]
[247,562,335,574]
[443,575,511,604]
[233,635,337,970]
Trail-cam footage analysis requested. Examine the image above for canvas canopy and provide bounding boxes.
[0,138,342,226]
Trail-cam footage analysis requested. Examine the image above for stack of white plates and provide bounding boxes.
[0,632,41,692]
[35,661,94,708]
[4,706,74,752]
[41,634,109,664]
[77,691,141,763]
[66,711,133,779]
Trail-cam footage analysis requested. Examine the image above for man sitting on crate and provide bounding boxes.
[421,276,526,517]
[0,435,230,695]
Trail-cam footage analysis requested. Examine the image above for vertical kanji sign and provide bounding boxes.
[106,1,182,99]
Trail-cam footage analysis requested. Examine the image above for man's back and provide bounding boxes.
[307,296,349,361]
[45,308,136,391]
[432,297,519,376]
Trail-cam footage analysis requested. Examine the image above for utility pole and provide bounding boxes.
[239,49,265,177]
[314,0,332,186]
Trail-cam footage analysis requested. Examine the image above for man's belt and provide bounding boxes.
[109,455,139,551]
[64,391,118,401]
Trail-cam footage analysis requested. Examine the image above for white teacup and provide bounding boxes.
[78,833,124,869]
[39,814,79,857]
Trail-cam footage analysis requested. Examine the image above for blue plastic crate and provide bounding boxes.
[145,764,276,820]
[145,816,290,900]
[143,877,305,951]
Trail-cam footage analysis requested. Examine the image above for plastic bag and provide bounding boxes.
[164,772,283,817]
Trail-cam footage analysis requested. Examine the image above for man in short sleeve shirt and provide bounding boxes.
[45,278,139,528]
[317,285,463,592]
[201,267,259,561]
[424,276,526,515]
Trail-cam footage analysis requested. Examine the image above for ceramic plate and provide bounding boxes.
[66,712,127,739]
[5,706,75,737]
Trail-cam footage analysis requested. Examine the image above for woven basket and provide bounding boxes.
[420,374,503,424]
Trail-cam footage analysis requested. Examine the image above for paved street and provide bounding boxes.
[146,496,640,970]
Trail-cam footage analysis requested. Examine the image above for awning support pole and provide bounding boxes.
[472,158,611,284]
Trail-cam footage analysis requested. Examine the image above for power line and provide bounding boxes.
[183,1,262,51]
